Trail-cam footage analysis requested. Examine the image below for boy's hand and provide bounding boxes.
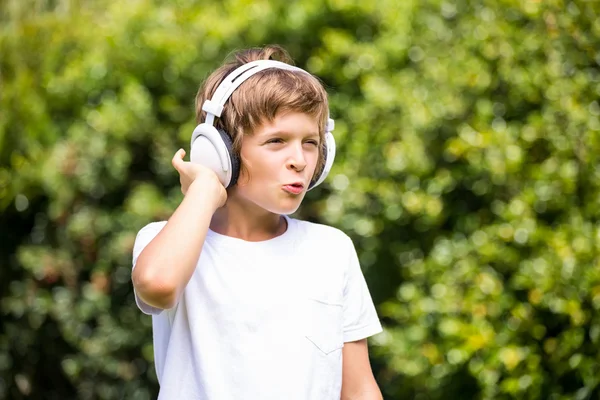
[171,149,227,210]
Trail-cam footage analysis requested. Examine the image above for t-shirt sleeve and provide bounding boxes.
[342,236,383,343]
[132,221,168,316]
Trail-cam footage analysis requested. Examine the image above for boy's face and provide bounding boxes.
[233,111,320,215]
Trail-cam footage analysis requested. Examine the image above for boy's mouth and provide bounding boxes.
[282,182,304,195]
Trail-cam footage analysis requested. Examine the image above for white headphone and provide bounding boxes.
[189,60,336,190]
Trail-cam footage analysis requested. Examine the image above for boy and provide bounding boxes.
[131,45,383,399]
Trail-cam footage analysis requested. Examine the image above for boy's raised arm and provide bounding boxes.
[131,149,226,310]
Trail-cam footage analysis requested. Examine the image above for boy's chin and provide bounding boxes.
[268,200,302,216]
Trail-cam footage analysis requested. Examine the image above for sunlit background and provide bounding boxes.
[2,0,600,399]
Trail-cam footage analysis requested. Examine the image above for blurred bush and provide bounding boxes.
[1,0,600,399]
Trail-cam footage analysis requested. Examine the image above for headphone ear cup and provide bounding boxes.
[190,124,240,188]
[217,129,240,187]
[308,131,336,190]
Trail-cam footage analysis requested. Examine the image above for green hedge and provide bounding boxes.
[1,0,599,399]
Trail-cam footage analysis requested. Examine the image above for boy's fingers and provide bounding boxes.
[172,149,186,170]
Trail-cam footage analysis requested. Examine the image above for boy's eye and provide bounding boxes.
[266,138,284,144]
[305,140,319,146]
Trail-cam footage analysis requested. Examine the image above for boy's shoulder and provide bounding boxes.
[291,217,352,248]
[136,221,168,237]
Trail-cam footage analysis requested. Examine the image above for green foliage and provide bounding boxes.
[1,0,600,399]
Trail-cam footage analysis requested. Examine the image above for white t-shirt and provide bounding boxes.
[132,215,382,400]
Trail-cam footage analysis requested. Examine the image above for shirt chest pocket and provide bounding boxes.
[304,297,344,355]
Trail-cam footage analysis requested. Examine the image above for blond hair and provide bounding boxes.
[195,45,330,178]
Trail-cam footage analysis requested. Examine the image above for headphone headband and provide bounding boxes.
[201,60,334,131]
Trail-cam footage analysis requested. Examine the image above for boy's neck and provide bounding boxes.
[209,200,287,242]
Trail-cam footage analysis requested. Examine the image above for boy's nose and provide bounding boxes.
[287,145,307,172]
